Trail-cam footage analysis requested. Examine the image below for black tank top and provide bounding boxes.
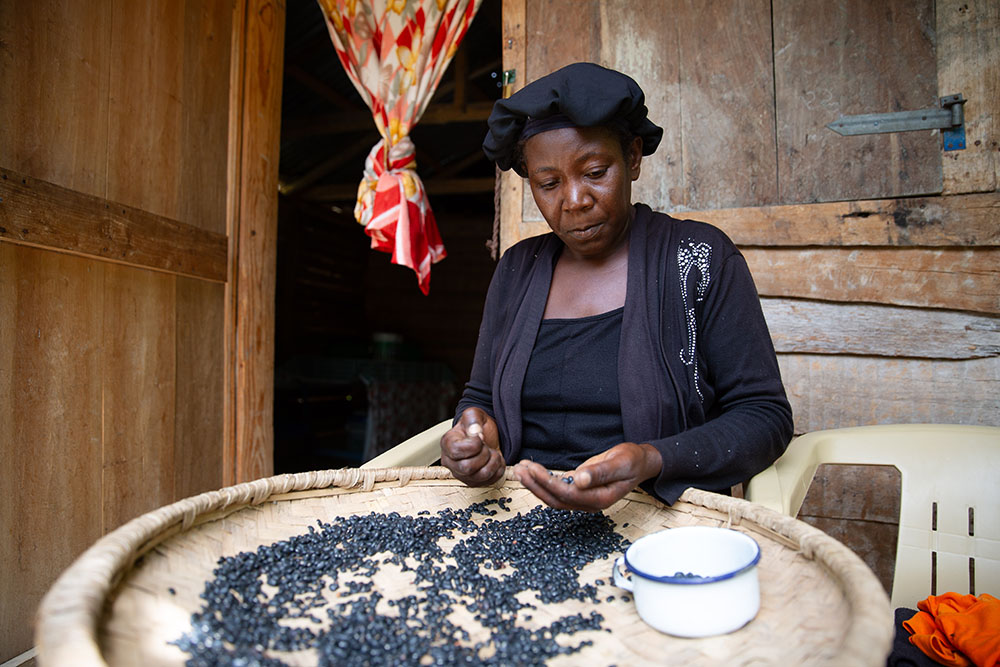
[519,307,625,469]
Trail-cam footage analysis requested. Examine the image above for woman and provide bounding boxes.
[441,62,793,511]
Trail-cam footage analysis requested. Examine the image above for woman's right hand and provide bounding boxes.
[440,408,505,486]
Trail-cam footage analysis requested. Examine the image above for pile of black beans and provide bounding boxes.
[173,498,631,666]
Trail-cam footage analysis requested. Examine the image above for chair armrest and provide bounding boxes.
[361,419,452,468]
[745,464,787,514]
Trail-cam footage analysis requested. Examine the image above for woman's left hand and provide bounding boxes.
[512,442,662,512]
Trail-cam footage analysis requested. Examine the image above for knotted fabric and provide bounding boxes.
[318,0,482,294]
[357,136,444,294]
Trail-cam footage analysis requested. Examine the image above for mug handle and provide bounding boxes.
[612,556,633,592]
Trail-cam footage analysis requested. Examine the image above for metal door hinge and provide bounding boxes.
[827,94,967,151]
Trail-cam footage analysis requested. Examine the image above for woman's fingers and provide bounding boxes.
[514,462,572,509]
[441,429,505,486]
[514,447,659,511]
[574,443,661,490]
[458,448,504,486]
[442,430,487,461]
[514,460,623,512]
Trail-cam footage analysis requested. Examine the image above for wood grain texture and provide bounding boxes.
[798,464,903,595]
[600,0,683,213]
[1,0,237,656]
[520,0,600,225]
[0,0,111,197]
[675,0,777,209]
[224,0,249,487]
[777,354,1000,432]
[745,247,1000,314]
[101,265,177,532]
[180,0,234,234]
[107,0,184,220]
[233,0,285,483]
[520,0,775,215]
[762,298,1000,360]
[937,0,1000,195]
[773,0,941,203]
[524,0,600,80]
[0,169,228,281]
[175,278,225,500]
[0,246,104,661]
[687,192,1000,247]
[498,0,526,254]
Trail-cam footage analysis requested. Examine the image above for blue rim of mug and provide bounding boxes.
[623,528,761,584]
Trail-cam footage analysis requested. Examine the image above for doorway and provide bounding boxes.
[273,0,502,472]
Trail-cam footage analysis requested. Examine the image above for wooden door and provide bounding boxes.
[0,0,283,660]
[500,0,999,433]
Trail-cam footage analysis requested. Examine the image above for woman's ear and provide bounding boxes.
[628,136,643,181]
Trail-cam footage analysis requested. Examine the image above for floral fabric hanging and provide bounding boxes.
[318,0,482,295]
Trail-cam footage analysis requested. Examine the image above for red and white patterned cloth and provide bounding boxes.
[318,0,482,294]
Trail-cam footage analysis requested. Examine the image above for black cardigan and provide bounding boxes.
[456,203,793,504]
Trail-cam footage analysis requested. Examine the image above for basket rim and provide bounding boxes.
[35,466,893,667]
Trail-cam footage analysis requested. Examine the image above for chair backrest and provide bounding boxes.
[747,424,1000,609]
[361,419,450,468]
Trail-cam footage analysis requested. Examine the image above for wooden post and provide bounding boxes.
[225,0,286,485]
[498,0,526,255]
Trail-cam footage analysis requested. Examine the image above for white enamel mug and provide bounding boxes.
[612,526,761,637]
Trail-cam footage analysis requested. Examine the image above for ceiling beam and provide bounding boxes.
[282,101,495,141]
[301,177,496,202]
[435,148,492,179]
[285,64,360,112]
[278,135,374,195]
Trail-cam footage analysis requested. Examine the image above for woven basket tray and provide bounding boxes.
[36,467,892,666]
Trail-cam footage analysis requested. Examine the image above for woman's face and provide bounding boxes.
[522,126,642,260]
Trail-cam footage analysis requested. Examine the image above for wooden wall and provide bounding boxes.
[0,0,284,660]
[500,0,999,434]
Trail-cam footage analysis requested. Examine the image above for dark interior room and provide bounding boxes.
[273,0,502,473]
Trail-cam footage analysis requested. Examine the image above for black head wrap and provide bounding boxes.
[483,62,663,176]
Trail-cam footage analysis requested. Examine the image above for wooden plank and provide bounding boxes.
[798,463,902,594]
[517,0,601,227]
[687,192,1000,247]
[0,246,104,661]
[282,101,495,139]
[777,354,1000,432]
[175,278,225,500]
[303,177,497,201]
[279,136,373,195]
[224,0,249,487]
[525,0,600,80]
[600,0,684,214]
[107,0,184,220]
[674,0,777,210]
[498,0,526,254]
[937,0,1000,194]
[180,0,233,234]
[0,0,111,197]
[101,265,176,532]
[744,247,1000,315]
[773,0,941,203]
[0,168,228,282]
[761,298,1000,359]
[233,0,285,483]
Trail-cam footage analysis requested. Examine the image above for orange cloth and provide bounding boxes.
[903,593,1000,667]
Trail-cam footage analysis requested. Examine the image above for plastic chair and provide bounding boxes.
[360,419,450,469]
[745,424,1000,610]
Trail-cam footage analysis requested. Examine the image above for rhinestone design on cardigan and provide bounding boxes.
[678,239,712,400]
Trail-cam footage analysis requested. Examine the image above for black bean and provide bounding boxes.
[173,497,631,665]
